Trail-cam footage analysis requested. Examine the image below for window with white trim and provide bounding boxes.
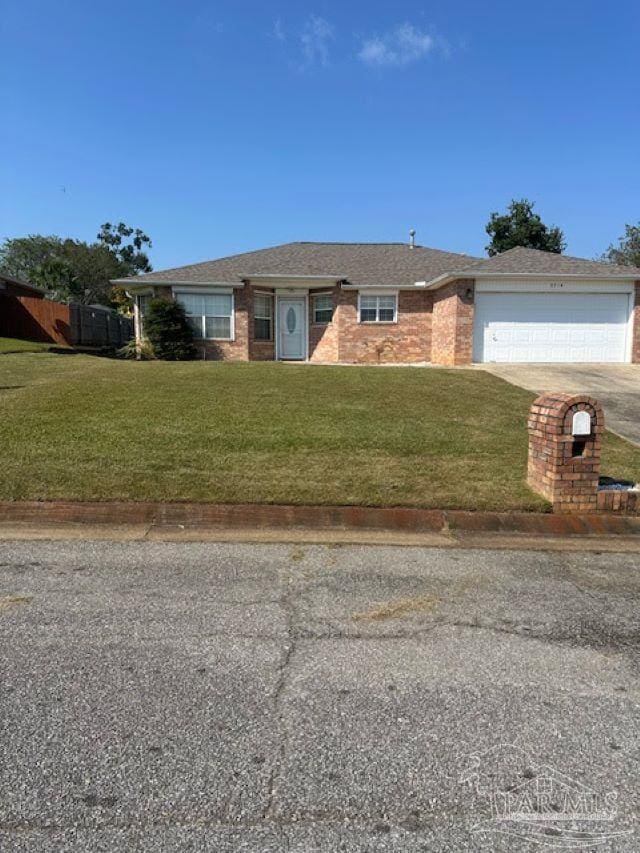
[253,293,273,341]
[312,293,333,325]
[176,292,233,340]
[359,294,397,323]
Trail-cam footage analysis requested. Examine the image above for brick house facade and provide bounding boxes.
[632,281,640,364]
[136,280,467,365]
[119,243,640,366]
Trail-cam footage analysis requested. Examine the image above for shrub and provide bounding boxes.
[116,339,155,360]
[143,298,196,360]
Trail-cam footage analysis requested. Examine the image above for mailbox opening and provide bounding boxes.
[572,439,587,458]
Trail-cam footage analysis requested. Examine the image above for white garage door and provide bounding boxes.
[473,292,631,363]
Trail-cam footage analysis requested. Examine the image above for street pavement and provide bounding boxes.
[1,539,639,851]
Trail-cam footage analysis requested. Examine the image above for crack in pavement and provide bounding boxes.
[121,615,640,651]
[2,544,640,849]
[263,574,299,820]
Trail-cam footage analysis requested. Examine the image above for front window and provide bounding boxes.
[359,294,397,323]
[312,294,333,325]
[253,293,273,341]
[176,292,233,340]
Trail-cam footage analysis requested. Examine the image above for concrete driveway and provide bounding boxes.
[482,364,640,445]
[1,539,639,851]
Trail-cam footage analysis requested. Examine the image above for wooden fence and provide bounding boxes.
[0,295,133,348]
[69,304,133,348]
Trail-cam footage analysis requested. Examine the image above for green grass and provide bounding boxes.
[0,337,68,354]
[1,354,639,511]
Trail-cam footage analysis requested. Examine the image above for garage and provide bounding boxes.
[473,287,633,364]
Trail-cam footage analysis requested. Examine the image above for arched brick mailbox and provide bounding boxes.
[527,393,604,513]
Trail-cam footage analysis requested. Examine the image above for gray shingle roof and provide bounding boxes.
[118,242,480,289]
[117,242,640,290]
[455,246,640,279]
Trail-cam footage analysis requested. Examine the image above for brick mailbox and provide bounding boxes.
[527,393,604,513]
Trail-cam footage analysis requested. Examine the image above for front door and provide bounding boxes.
[278,297,306,360]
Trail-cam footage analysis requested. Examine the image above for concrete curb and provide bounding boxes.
[0,501,638,538]
[2,522,640,552]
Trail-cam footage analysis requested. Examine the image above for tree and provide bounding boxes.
[0,235,64,281]
[143,298,196,360]
[97,222,152,275]
[601,223,640,268]
[485,199,566,256]
[0,222,153,311]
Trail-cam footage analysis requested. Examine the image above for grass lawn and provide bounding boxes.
[1,354,639,511]
[0,337,68,354]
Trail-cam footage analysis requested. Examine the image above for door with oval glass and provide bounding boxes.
[277,296,306,360]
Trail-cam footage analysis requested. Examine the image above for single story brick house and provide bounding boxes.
[115,241,640,365]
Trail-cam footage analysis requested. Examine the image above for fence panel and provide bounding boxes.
[0,296,134,348]
[0,295,72,344]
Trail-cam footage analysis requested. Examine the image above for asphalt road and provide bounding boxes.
[1,540,639,851]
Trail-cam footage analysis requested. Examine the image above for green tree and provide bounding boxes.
[143,298,196,360]
[0,235,63,281]
[97,222,152,274]
[486,199,566,256]
[0,223,153,311]
[601,223,640,268]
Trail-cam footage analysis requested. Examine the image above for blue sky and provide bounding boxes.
[2,0,638,270]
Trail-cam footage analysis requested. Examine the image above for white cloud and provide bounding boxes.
[358,23,440,67]
[272,18,285,42]
[300,15,334,67]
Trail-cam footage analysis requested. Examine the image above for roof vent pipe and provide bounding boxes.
[409,228,416,248]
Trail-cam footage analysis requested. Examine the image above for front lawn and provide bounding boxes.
[0,337,68,354]
[1,355,639,511]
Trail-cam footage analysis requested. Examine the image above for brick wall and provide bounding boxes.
[309,288,339,362]
[154,284,248,361]
[431,279,474,366]
[136,279,478,365]
[336,289,433,364]
[527,394,604,513]
[247,285,275,361]
[597,489,640,514]
[197,284,249,361]
[632,281,640,364]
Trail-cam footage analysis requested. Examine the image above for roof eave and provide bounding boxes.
[418,273,459,290]
[111,278,245,289]
[341,282,427,290]
[246,274,342,281]
[419,270,640,289]
[246,274,345,289]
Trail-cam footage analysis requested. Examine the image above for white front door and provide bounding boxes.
[473,292,631,363]
[278,297,306,360]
